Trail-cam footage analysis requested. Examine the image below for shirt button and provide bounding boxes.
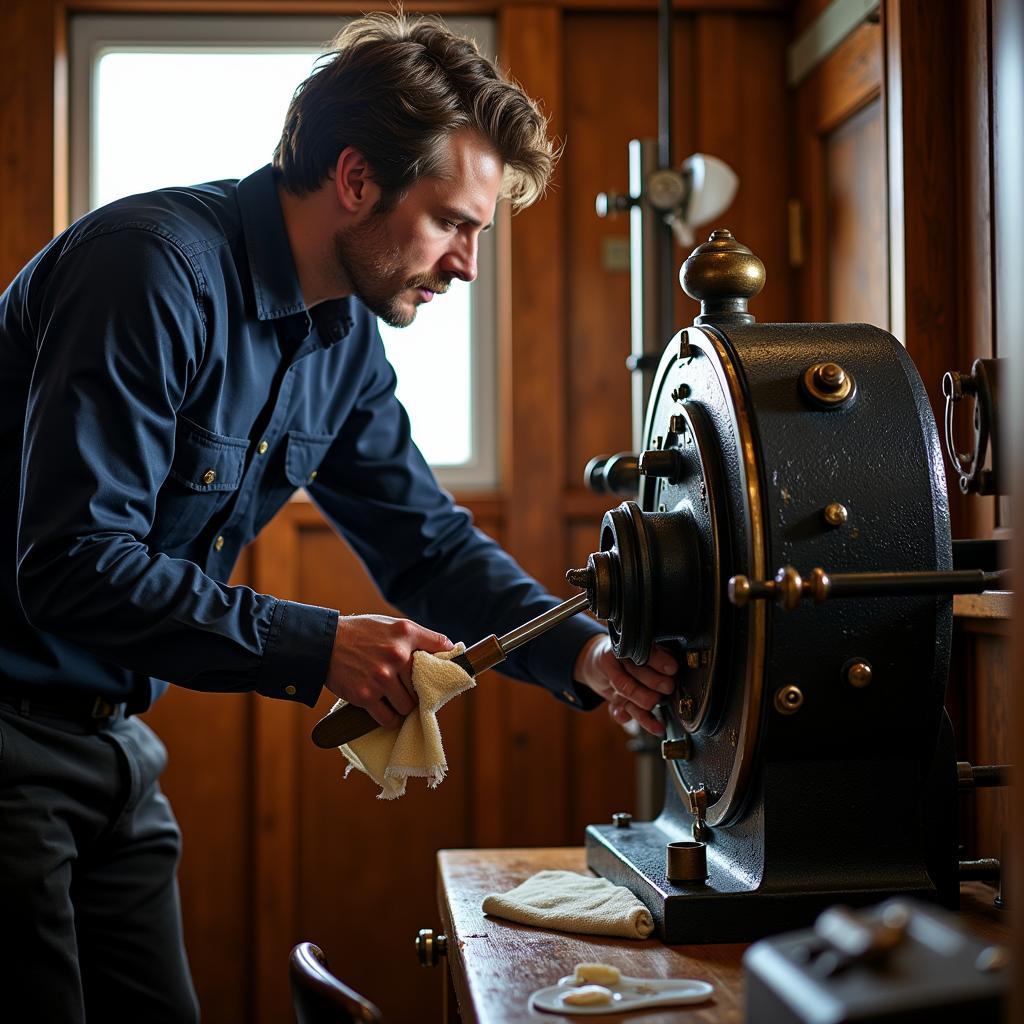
[309,470,318,482]
[284,685,297,696]
[214,535,225,552]
[202,468,217,485]
[257,440,269,455]
[562,690,579,705]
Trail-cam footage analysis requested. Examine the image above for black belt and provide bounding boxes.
[0,692,123,723]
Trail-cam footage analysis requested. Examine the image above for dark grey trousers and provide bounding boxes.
[0,702,200,1023]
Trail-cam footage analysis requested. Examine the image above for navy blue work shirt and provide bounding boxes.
[0,164,604,715]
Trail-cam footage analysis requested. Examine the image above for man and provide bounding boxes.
[0,12,676,1021]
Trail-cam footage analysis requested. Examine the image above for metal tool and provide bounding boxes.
[310,591,592,748]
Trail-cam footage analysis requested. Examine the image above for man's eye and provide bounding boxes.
[441,219,460,230]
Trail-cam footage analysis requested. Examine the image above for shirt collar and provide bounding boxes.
[237,164,310,322]
[237,165,358,347]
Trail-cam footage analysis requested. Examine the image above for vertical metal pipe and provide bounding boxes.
[658,0,673,168]
[657,0,677,354]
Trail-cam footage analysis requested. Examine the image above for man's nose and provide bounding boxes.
[442,234,478,283]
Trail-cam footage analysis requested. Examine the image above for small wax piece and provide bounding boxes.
[573,962,622,986]
[562,985,613,1006]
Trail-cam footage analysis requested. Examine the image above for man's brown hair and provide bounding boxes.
[272,12,555,209]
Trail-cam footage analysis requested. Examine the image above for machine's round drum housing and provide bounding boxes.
[602,323,952,828]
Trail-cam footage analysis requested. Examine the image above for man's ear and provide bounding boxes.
[334,147,381,215]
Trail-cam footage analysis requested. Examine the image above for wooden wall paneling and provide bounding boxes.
[496,3,576,848]
[791,0,833,38]
[793,20,883,322]
[689,12,792,323]
[287,509,471,1023]
[882,0,962,532]
[0,1,56,284]
[563,13,658,492]
[561,10,657,846]
[824,95,887,324]
[954,0,997,540]
[61,0,792,13]
[249,509,304,1024]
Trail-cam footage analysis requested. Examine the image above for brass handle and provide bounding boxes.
[416,928,448,967]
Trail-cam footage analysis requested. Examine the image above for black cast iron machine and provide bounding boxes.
[565,229,1010,943]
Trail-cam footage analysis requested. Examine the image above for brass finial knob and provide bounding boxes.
[680,229,766,326]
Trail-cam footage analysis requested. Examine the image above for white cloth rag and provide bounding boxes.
[482,869,655,940]
[336,644,475,800]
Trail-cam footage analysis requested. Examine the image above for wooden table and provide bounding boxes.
[436,848,746,1023]
[435,847,1010,1024]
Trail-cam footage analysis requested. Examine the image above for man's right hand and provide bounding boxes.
[326,614,453,729]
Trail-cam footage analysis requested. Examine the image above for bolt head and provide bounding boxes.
[823,502,848,527]
[847,661,873,688]
[816,362,847,390]
[774,685,804,715]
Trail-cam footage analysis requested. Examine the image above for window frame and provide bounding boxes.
[68,13,500,491]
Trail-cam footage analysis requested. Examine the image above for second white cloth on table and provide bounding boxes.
[336,643,474,800]
[482,869,655,940]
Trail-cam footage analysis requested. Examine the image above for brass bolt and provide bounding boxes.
[847,661,873,688]
[661,736,692,761]
[815,362,847,391]
[823,502,848,527]
[802,362,855,406]
[774,684,804,715]
[669,414,687,434]
[612,812,633,828]
[677,695,695,719]
[671,384,691,402]
[685,651,700,669]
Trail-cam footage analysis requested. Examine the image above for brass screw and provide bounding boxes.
[847,661,873,688]
[612,812,633,828]
[774,684,804,715]
[677,695,695,719]
[823,502,848,527]
[685,651,700,669]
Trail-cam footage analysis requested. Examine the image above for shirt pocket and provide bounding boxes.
[155,418,249,548]
[284,430,335,488]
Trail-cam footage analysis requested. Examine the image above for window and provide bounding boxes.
[69,14,499,489]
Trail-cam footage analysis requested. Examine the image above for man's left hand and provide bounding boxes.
[573,634,677,736]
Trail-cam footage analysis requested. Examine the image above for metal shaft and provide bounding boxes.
[497,591,592,654]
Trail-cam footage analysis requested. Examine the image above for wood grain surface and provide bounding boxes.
[437,849,1011,1024]
[437,848,746,1024]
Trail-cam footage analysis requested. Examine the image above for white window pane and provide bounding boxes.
[94,52,320,207]
[379,280,473,466]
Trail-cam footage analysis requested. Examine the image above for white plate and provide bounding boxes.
[528,974,714,1016]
